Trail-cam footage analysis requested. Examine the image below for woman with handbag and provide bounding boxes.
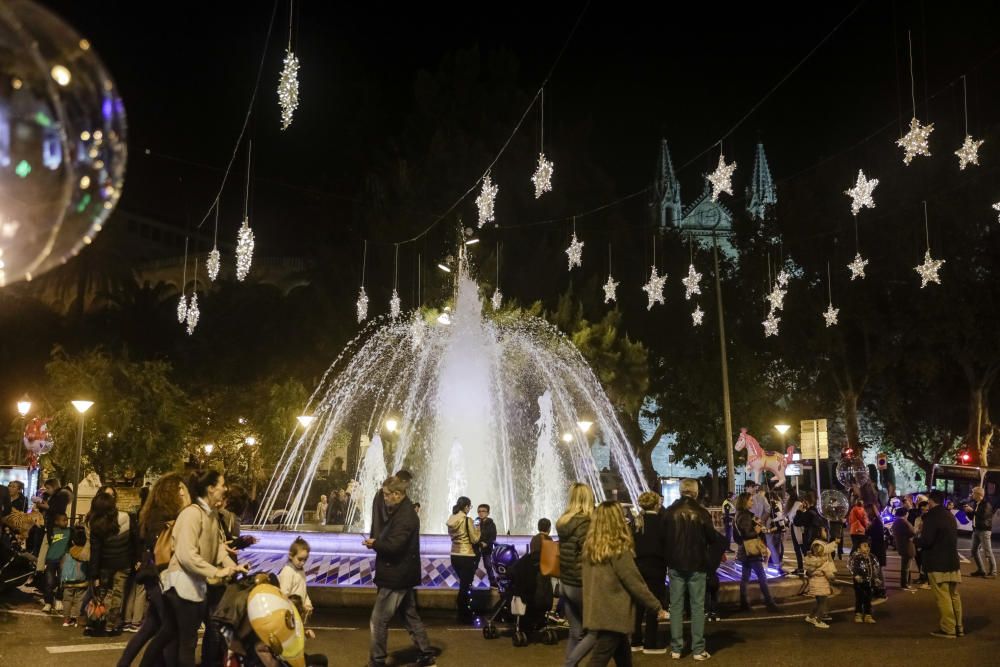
[118,473,190,667]
[446,495,480,623]
[734,493,779,612]
[557,482,595,666]
[159,470,245,667]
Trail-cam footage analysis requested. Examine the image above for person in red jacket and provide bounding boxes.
[848,500,869,553]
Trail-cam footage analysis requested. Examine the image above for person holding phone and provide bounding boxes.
[474,504,499,589]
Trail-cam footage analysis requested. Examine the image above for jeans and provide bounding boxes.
[927,573,963,634]
[790,531,804,572]
[62,585,88,621]
[668,569,706,655]
[853,582,873,615]
[739,558,775,607]
[900,555,913,588]
[561,583,596,666]
[43,561,61,604]
[119,579,167,667]
[201,584,226,667]
[587,630,631,666]
[632,569,665,649]
[451,554,477,618]
[810,595,827,620]
[163,588,205,667]
[368,587,432,666]
[123,575,147,626]
[972,530,996,574]
[475,548,498,587]
[98,568,130,630]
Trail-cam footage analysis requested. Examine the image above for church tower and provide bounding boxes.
[652,139,682,230]
[745,142,777,221]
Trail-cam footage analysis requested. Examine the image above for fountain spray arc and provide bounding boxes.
[255,253,648,534]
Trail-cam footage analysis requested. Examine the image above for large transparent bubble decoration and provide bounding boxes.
[835,457,869,490]
[819,489,849,523]
[0,0,126,286]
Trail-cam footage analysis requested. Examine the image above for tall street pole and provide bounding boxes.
[714,236,735,493]
[70,412,85,527]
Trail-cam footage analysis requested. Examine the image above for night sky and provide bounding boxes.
[40,0,1000,289]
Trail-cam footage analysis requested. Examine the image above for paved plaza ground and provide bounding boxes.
[1,537,996,666]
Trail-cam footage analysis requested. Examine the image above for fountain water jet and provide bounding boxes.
[256,258,647,533]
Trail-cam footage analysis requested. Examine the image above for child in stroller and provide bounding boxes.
[481,542,562,647]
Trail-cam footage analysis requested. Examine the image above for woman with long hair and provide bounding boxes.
[557,482,595,666]
[630,492,667,654]
[581,501,666,666]
[159,470,244,666]
[446,495,480,623]
[119,473,190,667]
[735,492,779,612]
[88,490,136,636]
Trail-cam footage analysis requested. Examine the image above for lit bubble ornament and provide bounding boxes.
[819,489,850,522]
[896,116,933,165]
[531,153,553,198]
[475,173,498,227]
[642,266,666,310]
[0,0,127,286]
[235,217,254,281]
[707,152,736,201]
[844,170,878,216]
[356,286,369,323]
[277,50,299,130]
[835,458,869,490]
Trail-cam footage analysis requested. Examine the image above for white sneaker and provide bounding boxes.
[693,652,712,661]
[54,601,64,612]
[643,648,667,655]
[41,603,52,613]
[671,651,682,659]
[805,616,817,626]
[813,620,830,629]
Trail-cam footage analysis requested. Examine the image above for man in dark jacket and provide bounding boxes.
[915,490,963,639]
[368,470,412,539]
[364,475,435,666]
[964,486,996,578]
[663,479,717,661]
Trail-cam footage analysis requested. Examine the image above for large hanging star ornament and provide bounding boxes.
[475,173,499,227]
[914,249,944,287]
[896,117,934,165]
[681,263,702,300]
[642,266,666,310]
[356,286,369,323]
[603,274,618,304]
[844,170,879,216]
[955,135,984,170]
[823,303,839,327]
[565,232,584,270]
[691,304,704,327]
[775,269,790,288]
[389,289,401,319]
[707,153,737,201]
[491,289,503,310]
[767,284,786,312]
[762,311,780,337]
[277,50,300,130]
[531,153,554,198]
[847,252,868,280]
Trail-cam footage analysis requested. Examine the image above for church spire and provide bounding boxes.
[746,142,777,221]
[652,138,682,229]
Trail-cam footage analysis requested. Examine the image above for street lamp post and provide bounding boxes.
[713,236,736,494]
[774,423,793,493]
[14,396,32,491]
[69,400,94,527]
[245,436,258,500]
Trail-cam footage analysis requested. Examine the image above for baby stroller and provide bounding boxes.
[0,517,36,594]
[481,543,560,647]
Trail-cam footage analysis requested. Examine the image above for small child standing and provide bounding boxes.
[849,540,882,623]
[803,541,837,629]
[42,513,70,613]
[61,525,89,627]
[278,537,314,626]
[529,518,552,554]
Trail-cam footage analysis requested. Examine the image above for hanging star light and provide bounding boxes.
[389,289,401,319]
[762,311,780,337]
[955,135,984,170]
[642,266,666,310]
[847,252,869,280]
[531,153,554,199]
[491,288,503,310]
[565,232,584,270]
[993,202,1000,222]
[235,218,255,281]
[603,274,619,304]
[823,303,839,327]
[844,170,879,216]
[681,263,702,300]
[356,286,369,323]
[475,173,499,227]
[185,292,200,335]
[766,285,786,312]
[176,294,188,323]
[896,117,934,165]
[707,152,736,201]
[775,269,790,288]
[277,49,300,130]
[914,249,944,288]
[692,304,705,327]
[206,247,221,282]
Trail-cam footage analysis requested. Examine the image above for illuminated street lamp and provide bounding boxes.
[203,443,215,455]
[562,432,573,443]
[69,400,94,527]
[16,396,32,416]
[297,415,315,429]
[774,423,794,492]
[576,420,593,434]
[245,436,257,446]
[245,436,258,499]
[385,418,399,434]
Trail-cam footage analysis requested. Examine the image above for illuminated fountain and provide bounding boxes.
[255,255,646,534]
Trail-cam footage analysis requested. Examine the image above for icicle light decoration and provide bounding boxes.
[235,141,255,281]
[476,172,498,227]
[277,1,299,130]
[207,204,221,281]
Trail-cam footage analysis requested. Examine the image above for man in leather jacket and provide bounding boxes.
[663,479,719,660]
[964,486,995,578]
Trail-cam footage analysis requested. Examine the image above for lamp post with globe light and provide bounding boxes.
[774,424,794,493]
[245,436,258,500]
[69,400,94,527]
[13,396,32,491]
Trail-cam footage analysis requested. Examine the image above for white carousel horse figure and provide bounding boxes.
[734,428,795,488]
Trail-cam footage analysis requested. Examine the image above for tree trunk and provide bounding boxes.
[710,470,721,505]
[637,443,658,491]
